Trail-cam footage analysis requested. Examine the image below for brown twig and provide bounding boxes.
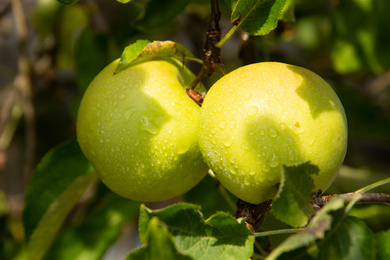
[187,0,226,104]
[236,199,272,233]
[312,192,390,212]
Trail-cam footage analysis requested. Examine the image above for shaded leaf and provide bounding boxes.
[135,0,190,31]
[266,198,346,260]
[22,139,97,260]
[271,162,319,227]
[318,212,375,260]
[232,0,286,35]
[183,174,236,218]
[139,203,254,260]
[44,193,140,260]
[115,40,195,74]
[127,217,193,260]
[375,230,390,260]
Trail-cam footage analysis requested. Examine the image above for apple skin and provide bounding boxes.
[77,59,208,202]
[199,62,348,205]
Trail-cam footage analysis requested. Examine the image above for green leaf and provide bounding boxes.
[44,193,140,260]
[138,203,254,260]
[266,198,346,260]
[270,162,319,228]
[183,174,236,218]
[318,213,376,260]
[135,0,190,31]
[56,0,79,5]
[127,217,193,260]
[280,0,295,23]
[375,230,390,260]
[115,40,196,74]
[22,139,97,260]
[231,0,286,36]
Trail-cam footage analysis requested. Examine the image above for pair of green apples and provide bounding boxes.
[77,58,348,205]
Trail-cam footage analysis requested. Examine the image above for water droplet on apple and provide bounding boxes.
[247,106,258,117]
[260,129,265,135]
[224,138,234,147]
[268,127,278,138]
[220,121,227,129]
[140,116,159,135]
[280,123,287,130]
[229,120,236,129]
[268,154,279,167]
[217,106,223,112]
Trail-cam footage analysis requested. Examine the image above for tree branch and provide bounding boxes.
[186,0,226,104]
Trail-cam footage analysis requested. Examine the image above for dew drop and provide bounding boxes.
[217,106,223,112]
[268,127,278,138]
[229,120,236,129]
[211,128,216,134]
[220,121,227,129]
[224,138,234,147]
[280,123,287,130]
[268,154,279,168]
[247,106,258,117]
[260,129,265,136]
[140,116,159,135]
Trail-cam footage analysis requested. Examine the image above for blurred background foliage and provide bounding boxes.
[0,0,389,259]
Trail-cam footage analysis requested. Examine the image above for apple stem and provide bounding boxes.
[236,199,272,232]
[186,0,226,104]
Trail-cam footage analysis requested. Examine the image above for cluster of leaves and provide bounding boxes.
[2,0,390,259]
[18,140,390,259]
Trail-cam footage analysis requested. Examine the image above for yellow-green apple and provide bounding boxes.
[199,62,348,204]
[77,59,208,201]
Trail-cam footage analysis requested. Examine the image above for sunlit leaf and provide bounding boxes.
[115,40,195,74]
[138,203,254,259]
[231,0,286,35]
[270,162,319,228]
[127,217,193,260]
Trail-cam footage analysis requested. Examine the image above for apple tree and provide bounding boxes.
[1,0,390,259]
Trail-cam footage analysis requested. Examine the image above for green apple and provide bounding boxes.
[199,62,348,205]
[77,59,208,202]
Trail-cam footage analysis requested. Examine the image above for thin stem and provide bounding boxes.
[216,25,240,48]
[253,228,302,237]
